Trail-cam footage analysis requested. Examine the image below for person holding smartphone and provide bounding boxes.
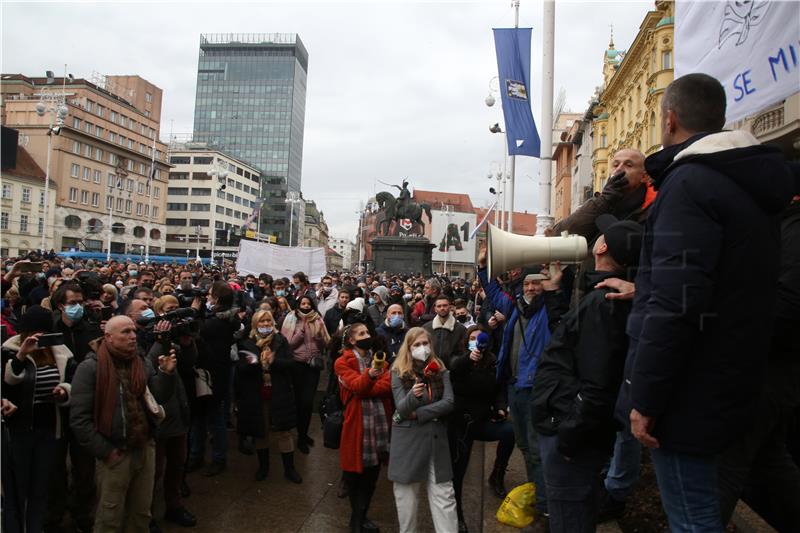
[1,305,76,533]
[388,327,457,533]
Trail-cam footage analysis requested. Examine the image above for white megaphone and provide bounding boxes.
[487,223,588,279]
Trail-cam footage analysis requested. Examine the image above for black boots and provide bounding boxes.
[488,461,509,499]
[255,448,269,481]
[281,452,302,484]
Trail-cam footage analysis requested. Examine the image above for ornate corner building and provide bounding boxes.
[592,0,674,192]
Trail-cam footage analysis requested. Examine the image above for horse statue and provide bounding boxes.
[375,190,433,236]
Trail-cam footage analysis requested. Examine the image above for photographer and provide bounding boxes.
[146,295,198,529]
[448,325,514,532]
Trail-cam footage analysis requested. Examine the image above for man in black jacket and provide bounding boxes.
[617,73,794,532]
[532,215,642,533]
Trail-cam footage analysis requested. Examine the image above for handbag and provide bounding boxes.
[194,367,213,398]
[322,388,351,450]
[309,355,325,371]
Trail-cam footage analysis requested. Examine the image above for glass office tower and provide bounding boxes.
[193,33,308,245]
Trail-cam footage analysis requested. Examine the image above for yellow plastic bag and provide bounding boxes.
[496,482,536,528]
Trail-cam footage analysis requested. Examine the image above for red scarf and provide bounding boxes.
[94,339,146,439]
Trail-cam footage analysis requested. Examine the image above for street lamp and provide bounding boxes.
[209,158,229,265]
[285,191,302,247]
[488,123,515,232]
[35,69,71,252]
[185,249,190,262]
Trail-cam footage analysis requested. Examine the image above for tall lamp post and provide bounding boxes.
[35,68,72,252]
[285,191,302,247]
[209,158,229,264]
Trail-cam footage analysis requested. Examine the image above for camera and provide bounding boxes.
[176,287,208,308]
[137,307,200,339]
[76,271,102,300]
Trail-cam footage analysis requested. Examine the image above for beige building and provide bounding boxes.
[165,143,261,261]
[1,142,57,256]
[1,74,170,254]
[302,199,329,250]
[329,236,355,271]
[593,0,674,191]
[550,112,583,223]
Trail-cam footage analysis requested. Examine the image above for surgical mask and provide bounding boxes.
[403,293,413,300]
[468,340,478,352]
[36,272,46,280]
[129,270,138,277]
[64,303,84,321]
[115,281,124,288]
[257,326,273,336]
[206,301,215,311]
[275,290,285,297]
[388,314,404,328]
[141,308,155,320]
[411,345,430,361]
[368,297,375,306]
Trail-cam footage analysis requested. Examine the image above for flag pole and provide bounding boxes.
[537,0,556,234]
[508,0,520,234]
[144,134,157,263]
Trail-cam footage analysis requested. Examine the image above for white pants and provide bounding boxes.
[393,455,458,533]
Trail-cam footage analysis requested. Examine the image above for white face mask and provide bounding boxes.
[411,345,430,361]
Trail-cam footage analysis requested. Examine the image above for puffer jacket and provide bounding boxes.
[147,339,197,439]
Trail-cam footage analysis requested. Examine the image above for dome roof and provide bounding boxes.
[597,112,609,120]
[656,16,674,28]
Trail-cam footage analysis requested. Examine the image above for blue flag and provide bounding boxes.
[493,28,541,157]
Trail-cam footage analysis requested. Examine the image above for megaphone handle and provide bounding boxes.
[549,262,561,279]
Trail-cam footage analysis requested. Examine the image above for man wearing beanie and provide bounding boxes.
[70,315,177,533]
[532,215,643,533]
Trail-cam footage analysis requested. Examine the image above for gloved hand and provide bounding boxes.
[599,171,630,206]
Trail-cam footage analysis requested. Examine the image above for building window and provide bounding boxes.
[154,186,160,199]
[168,187,189,195]
[19,214,28,233]
[21,187,31,203]
[125,200,132,214]
[71,164,80,178]
[82,167,90,181]
[152,207,158,218]
[72,140,81,154]
[65,215,81,229]
[85,100,94,113]
[144,205,150,217]
[95,125,103,137]
[69,187,78,202]
[97,105,104,118]
[39,190,45,206]
[133,226,146,238]
[109,132,116,143]
[91,192,99,207]
[191,188,211,196]
[662,50,672,70]
[136,203,143,216]
[190,204,210,212]
[38,217,44,234]
[95,147,103,161]
[110,111,117,122]
[109,153,118,165]
[112,222,125,235]
[84,144,92,157]
[127,179,134,192]
[138,182,144,195]
[72,117,81,129]
[169,156,191,165]
[127,160,134,171]
[80,190,89,204]
[167,203,188,211]
[93,170,101,183]
[106,195,113,210]
[139,162,146,174]
[3,183,13,199]
[0,212,8,230]
[128,139,134,149]
[216,206,224,214]
[84,122,92,134]
[650,112,657,147]
[145,92,153,103]
[117,198,124,211]
[107,173,116,188]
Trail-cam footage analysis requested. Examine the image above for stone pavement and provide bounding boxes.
[155,423,623,533]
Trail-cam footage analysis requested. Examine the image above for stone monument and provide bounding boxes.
[370,180,435,275]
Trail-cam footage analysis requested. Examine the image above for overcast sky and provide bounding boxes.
[2,0,651,241]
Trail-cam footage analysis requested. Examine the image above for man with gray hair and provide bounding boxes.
[411,278,441,326]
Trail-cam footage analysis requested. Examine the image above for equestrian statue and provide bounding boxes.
[374,179,432,236]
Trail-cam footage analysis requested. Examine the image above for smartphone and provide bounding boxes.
[36,333,64,347]
[17,262,43,274]
[101,306,114,321]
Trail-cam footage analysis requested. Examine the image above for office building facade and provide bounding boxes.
[192,33,308,246]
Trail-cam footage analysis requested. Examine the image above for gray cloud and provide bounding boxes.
[2,0,650,240]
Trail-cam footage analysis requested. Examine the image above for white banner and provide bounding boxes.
[431,210,477,264]
[237,240,327,282]
[675,0,800,123]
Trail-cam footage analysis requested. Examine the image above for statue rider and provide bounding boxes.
[393,179,411,219]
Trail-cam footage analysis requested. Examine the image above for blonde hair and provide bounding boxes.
[391,327,445,379]
[102,283,118,299]
[251,310,275,350]
[153,295,179,314]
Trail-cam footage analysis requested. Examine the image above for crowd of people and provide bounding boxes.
[1,73,799,533]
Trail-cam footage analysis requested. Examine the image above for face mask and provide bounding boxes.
[206,301,215,311]
[64,303,84,321]
[129,270,138,277]
[275,290,285,297]
[115,281,124,288]
[355,337,373,350]
[246,283,254,288]
[389,314,404,328]
[403,293,413,300]
[36,272,46,280]
[411,345,430,361]
[141,308,155,320]
[368,297,375,305]
[257,326,273,336]
[456,315,468,323]
[468,340,478,352]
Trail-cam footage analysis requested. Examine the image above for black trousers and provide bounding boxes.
[290,360,321,441]
[448,416,515,521]
[343,465,381,527]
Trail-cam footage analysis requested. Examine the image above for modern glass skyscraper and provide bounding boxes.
[193,33,308,245]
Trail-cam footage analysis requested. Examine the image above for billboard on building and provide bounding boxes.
[430,210,477,264]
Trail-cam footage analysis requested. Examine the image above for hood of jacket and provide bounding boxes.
[370,286,390,306]
[2,334,75,364]
[646,130,793,216]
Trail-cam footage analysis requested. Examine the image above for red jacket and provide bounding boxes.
[334,349,393,473]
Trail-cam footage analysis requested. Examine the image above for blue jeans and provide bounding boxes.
[508,385,547,513]
[650,448,724,533]
[189,397,228,464]
[539,434,609,533]
[604,428,642,501]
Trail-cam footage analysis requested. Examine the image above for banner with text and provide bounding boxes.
[237,239,326,282]
[431,210,478,264]
[675,0,800,123]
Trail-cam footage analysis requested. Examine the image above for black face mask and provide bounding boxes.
[355,337,373,351]
[455,315,468,323]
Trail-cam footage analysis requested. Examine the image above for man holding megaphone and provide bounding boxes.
[477,248,568,524]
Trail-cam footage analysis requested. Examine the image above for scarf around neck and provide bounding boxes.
[94,339,146,439]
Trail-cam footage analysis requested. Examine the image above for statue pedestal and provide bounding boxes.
[370,236,436,276]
